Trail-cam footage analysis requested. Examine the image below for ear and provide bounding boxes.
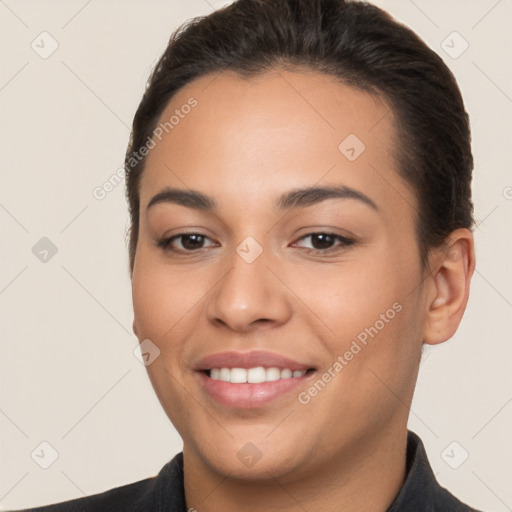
[132,319,140,338]
[423,228,476,345]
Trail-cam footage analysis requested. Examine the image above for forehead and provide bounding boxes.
[139,68,415,221]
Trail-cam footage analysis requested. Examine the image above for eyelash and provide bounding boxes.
[156,231,355,256]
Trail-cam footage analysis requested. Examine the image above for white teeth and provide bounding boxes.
[280,368,292,379]
[266,367,281,381]
[209,367,307,383]
[248,367,266,383]
[230,368,247,383]
[219,368,231,381]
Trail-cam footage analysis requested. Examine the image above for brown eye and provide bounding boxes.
[157,233,216,252]
[293,232,355,253]
[178,234,207,250]
[309,233,336,250]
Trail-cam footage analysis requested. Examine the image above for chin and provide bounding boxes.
[187,431,316,483]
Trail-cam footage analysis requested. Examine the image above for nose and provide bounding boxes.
[205,242,292,333]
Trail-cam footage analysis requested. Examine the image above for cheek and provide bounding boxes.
[301,247,422,381]
[132,261,196,341]
[304,288,421,435]
[296,255,405,337]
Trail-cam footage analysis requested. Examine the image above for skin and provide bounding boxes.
[131,68,475,512]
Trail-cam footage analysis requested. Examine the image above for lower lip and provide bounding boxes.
[196,371,314,409]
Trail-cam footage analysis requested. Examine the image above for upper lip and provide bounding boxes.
[193,350,315,372]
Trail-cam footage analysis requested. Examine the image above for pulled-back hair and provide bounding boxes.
[125,0,474,274]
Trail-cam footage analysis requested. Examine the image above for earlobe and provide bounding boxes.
[423,229,475,345]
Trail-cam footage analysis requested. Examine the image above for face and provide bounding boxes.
[131,68,428,482]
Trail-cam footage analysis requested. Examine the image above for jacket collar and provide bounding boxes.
[386,429,437,510]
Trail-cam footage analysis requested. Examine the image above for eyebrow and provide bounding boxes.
[146,185,379,212]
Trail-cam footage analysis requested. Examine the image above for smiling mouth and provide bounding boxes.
[202,367,316,384]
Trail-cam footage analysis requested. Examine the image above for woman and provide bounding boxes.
[15,0,482,510]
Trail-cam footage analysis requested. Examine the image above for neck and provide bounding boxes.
[183,424,408,512]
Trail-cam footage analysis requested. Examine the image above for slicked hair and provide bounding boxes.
[124,0,474,275]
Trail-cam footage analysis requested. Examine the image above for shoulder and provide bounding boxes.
[434,485,486,512]
[9,453,185,512]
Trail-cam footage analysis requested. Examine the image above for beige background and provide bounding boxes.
[1,0,511,510]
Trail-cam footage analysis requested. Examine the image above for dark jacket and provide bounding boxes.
[12,430,483,511]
